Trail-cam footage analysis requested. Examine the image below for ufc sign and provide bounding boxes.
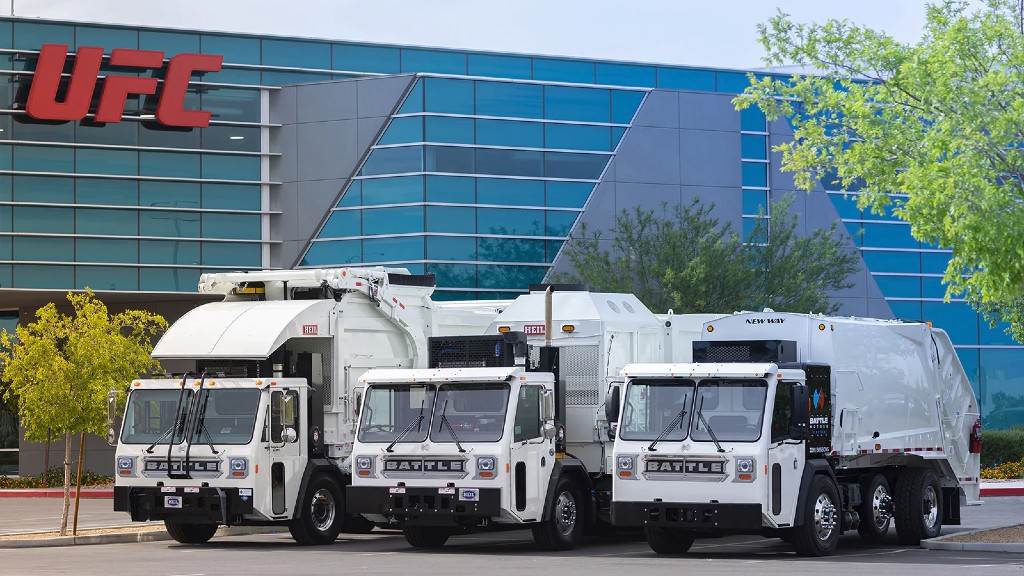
[25,44,223,128]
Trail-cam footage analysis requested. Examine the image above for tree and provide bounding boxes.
[0,291,167,535]
[557,193,859,315]
[736,0,1024,341]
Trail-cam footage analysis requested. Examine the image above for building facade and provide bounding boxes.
[0,16,1021,476]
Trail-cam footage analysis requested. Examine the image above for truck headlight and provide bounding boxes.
[733,457,756,482]
[355,455,374,477]
[476,456,496,475]
[229,458,249,478]
[616,455,634,470]
[116,456,135,477]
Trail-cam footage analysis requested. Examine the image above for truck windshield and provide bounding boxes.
[120,388,260,446]
[120,389,192,445]
[619,379,696,441]
[429,383,510,443]
[690,379,767,443]
[358,384,435,444]
[191,389,261,445]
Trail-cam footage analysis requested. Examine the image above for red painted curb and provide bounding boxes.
[980,487,1024,497]
[0,490,113,499]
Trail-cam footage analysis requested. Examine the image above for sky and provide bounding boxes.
[10,0,988,70]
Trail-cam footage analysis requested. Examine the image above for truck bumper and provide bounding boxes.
[114,486,254,524]
[347,486,501,526]
[612,501,762,530]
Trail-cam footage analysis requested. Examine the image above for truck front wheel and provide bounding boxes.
[644,526,696,554]
[402,525,450,548]
[895,468,942,544]
[792,475,840,557]
[532,476,584,550]
[857,473,893,542]
[289,474,345,545]
[164,521,217,544]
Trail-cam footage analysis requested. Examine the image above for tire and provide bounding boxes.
[644,525,696,554]
[342,514,376,534]
[164,521,217,544]
[531,476,584,550]
[402,525,450,548]
[857,473,893,543]
[288,474,345,546]
[895,468,942,545]
[791,475,841,557]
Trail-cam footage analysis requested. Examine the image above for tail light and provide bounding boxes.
[969,419,981,454]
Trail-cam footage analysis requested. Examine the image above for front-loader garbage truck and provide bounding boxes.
[111,267,507,545]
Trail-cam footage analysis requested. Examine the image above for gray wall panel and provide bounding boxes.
[679,93,740,132]
[357,75,416,118]
[614,182,681,214]
[679,130,740,188]
[295,120,358,182]
[270,85,297,125]
[297,81,357,123]
[613,126,680,185]
[269,123,298,183]
[680,185,743,232]
[632,90,678,129]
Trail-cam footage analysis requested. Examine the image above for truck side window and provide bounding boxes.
[270,390,299,443]
[771,382,793,443]
[514,386,541,442]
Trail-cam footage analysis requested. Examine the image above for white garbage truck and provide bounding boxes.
[110,267,506,545]
[346,286,716,549]
[610,311,982,556]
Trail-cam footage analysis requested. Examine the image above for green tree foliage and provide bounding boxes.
[736,0,1024,340]
[0,291,167,535]
[557,194,859,314]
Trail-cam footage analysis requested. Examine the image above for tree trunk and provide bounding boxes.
[59,431,71,536]
[43,429,51,473]
[72,431,85,536]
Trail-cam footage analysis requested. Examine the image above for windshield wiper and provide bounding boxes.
[437,399,466,453]
[192,389,220,455]
[146,371,192,454]
[386,399,425,453]
[696,395,725,453]
[648,394,689,452]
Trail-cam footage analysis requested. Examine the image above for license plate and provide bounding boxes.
[389,487,406,494]
[160,487,176,493]
[438,487,456,495]
[164,496,183,509]
[183,487,200,493]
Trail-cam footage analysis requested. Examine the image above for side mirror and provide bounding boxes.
[541,389,555,422]
[604,385,621,423]
[353,389,363,418]
[791,385,809,440]
[282,427,298,443]
[106,389,118,446]
[542,422,557,440]
[608,422,618,441]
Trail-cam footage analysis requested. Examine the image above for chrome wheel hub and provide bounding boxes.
[554,492,577,536]
[922,485,938,528]
[310,488,336,532]
[872,485,893,530]
[813,493,838,542]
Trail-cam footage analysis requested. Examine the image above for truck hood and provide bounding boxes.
[152,299,334,359]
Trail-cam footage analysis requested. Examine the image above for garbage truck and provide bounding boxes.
[110,267,507,545]
[609,311,982,556]
[346,286,718,549]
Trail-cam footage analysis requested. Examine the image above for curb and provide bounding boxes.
[0,489,113,499]
[0,525,280,549]
[980,487,1024,497]
[922,527,1024,553]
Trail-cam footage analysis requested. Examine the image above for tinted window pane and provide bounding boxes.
[201,213,260,239]
[398,79,423,114]
[262,39,330,68]
[425,146,474,173]
[427,236,476,260]
[140,239,200,264]
[337,180,360,207]
[363,236,423,261]
[477,178,544,206]
[362,206,423,235]
[12,119,73,143]
[78,208,138,236]
[425,175,474,203]
[597,64,655,87]
[423,77,474,114]
[261,70,330,84]
[478,208,544,236]
[428,263,476,287]
[202,155,259,181]
[544,152,608,179]
[139,123,199,149]
[76,26,136,51]
[545,181,593,208]
[657,67,716,91]
[873,275,921,299]
[202,242,261,266]
[139,267,201,291]
[140,211,200,238]
[476,119,543,148]
[201,89,261,123]
[979,319,1018,346]
[14,264,74,289]
[545,210,579,237]
[424,116,474,144]
[477,237,546,263]
[980,349,1024,429]
[203,66,261,84]
[320,210,359,238]
[718,71,752,94]
[77,178,137,206]
[532,58,594,83]
[742,189,768,216]
[14,206,73,233]
[76,120,138,146]
[202,34,260,65]
[426,206,474,233]
[922,277,948,299]
[740,106,767,132]
[478,265,546,289]
[921,251,951,274]
[14,22,73,50]
[76,238,138,264]
[14,236,72,261]
[888,300,922,321]
[13,175,73,203]
[76,266,138,291]
[545,86,609,123]
[741,162,768,188]
[401,48,466,75]
[741,134,767,160]
[861,250,920,274]
[140,152,200,178]
[379,117,423,145]
[333,43,400,74]
[76,148,137,176]
[611,90,644,124]
[14,146,73,172]
[360,176,423,205]
[475,82,542,119]
[202,183,260,210]
[139,30,199,54]
[475,148,543,178]
[829,194,861,220]
[360,147,422,176]
[862,223,919,249]
[923,301,979,345]
[545,123,610,151]
[139,181,200,208]
[468,53,531,79]
[301,240,360,266]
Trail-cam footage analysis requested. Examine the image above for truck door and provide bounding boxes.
[767,381,803,527]
[508,385,551,522]
[268,388,304,517]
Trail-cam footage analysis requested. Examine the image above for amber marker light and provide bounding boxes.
[706,325,714,332]
[480,471,494,478]
[618,470,632,478]
[738,473,753,481]
[562,324,575,333]
[818,323,826,331]
[497,326,511,333]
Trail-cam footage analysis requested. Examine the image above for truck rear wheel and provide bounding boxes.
[288,474,344,545]
[895,468,942,544]
[402,525,450,548]
[857,473,893,542]
[164,521,217,544]
[644,526,696,554]
[792,475,840,557]
[531,476,584,550]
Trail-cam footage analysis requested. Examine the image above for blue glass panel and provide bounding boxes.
[261,39,330,68]
[425,146,475,173]
[13,264,73,289]
[478,265,546,289]
[427,236,476,260]
[363,236,423,262]
[544,152,608,180]
[921,277,948,299]
[476,119,543,148]
[979,319,1018,346]
[426,206,474,233]
[546,210,579,237]
[140,181,199,208]
[741,162,768,188]
[202,155,259,181]
[476,148,543,178]
[320,211,359,238]
[742,189,768,216]
[14,236,72,262]
[140,210,200,238]
[362,206,424,235]
[423,77,474,114]
[888,300,922,321]
[921,251,952,274]
[532,58,594,83]
[199,126,257,153]
[203,66,261,84]
[873,275,921,299]
[424,116,474,144]
[379,117,424,145]
[139,30,199,54]
[261,70,332,84]
[545,123,611,151]
[717,71,752,94]
[0,21,9,53]
[0,206,9,231]
[360,147,422,176]
[139,267,201,292]
[13,119,73,142]
[0,176,9,203]
[612,127,627,149]
[13,175,73,203]
[333,43,400,74]
[546,181,593,208]
[862,223,919,249]
[74,178,136,206]
[861,250,920,274]
[819,167,864,192]
[743,217,768,244]
[76,118,137,146]
[923,301,979,345]
[475,82,543,119]
[76,266,138,291]
[862,201,904,221]
[14,146,73,173]
[202,183,260,210]
[360,175,423,205]
[477,237,546,263]
[740,106,767,132]
[201,34,260,65]
[13,22,73,50]
[338,181,361,207]
[425,176,474,203]
[468,54,532,79]
[140,239,200,265]
[202,242,261,266]
[76,238,137,263]
[200,89,261,123]
[597,63,655,87]
[829,194,861,220]
[657,67,716,91]
[428,263,476,287]
[843,222,863,246]
[140,152,200,178]
[76,148,137,176]
[477,178,544,206]
[301,240,360,266]
[741,134,767,160]
[201,213,260,239]
[77,208,137,236]
[398,80,423,114]
[75,26,136,51]
[390,262,424,274]
[611,90,645,124]
[545,86,609,122]
[14,206,73,233]
[401,48,466,75]
[478,208,544,236]
[956,347,981,399]
[547,240,564,260]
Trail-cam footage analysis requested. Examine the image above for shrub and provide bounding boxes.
[0,466,113,489]
[980,428,1024,469]
[981,457,1024,480]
